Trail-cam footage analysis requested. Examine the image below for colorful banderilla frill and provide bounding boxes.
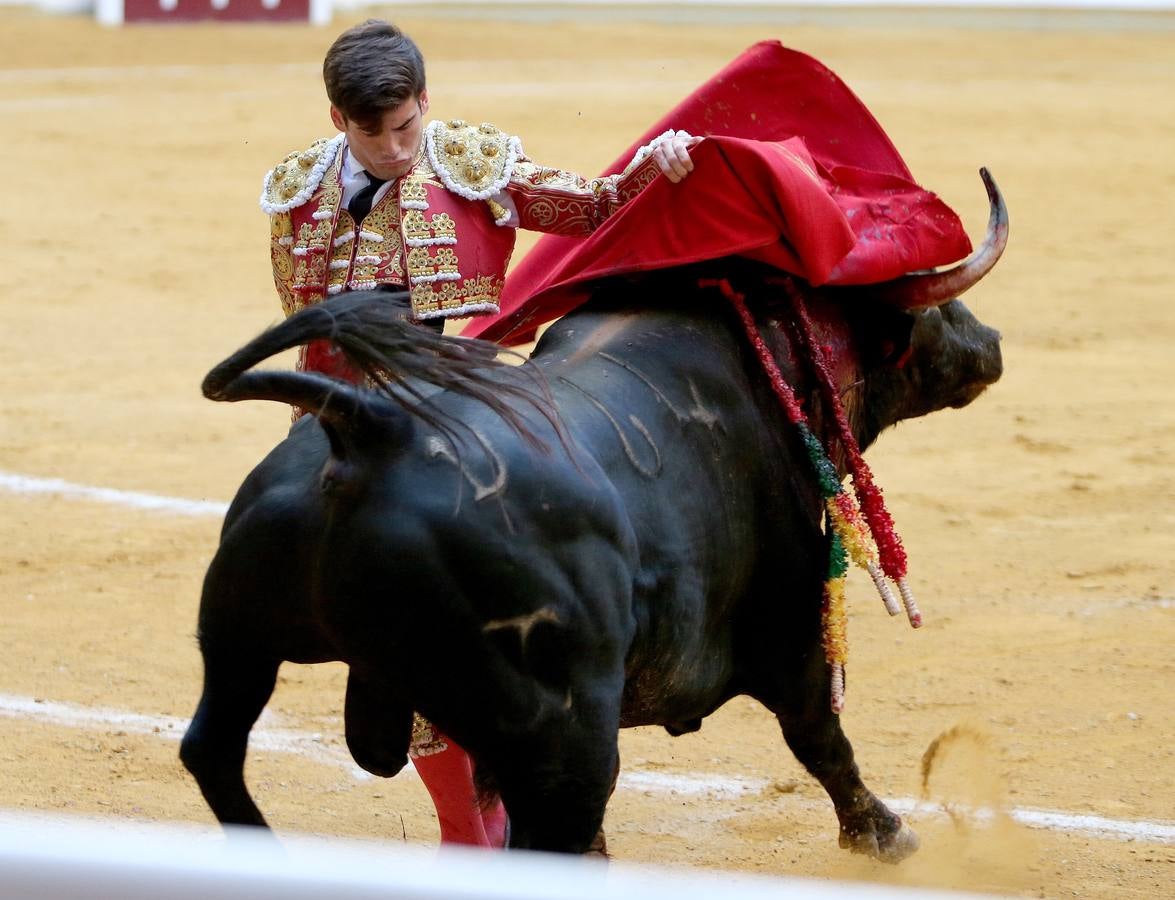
[707,277,922,713]
[782,278,922,629]
[823,530,850,713]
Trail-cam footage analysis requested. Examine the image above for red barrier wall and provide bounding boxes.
[122,0,311,23]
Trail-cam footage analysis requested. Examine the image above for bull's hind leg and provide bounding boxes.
[180,648,280,828]
[490,703,621,854]
[767,654,918,863]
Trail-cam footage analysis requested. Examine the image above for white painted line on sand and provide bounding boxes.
[617,769,768,799]
[885,798,1175,844]
[0,471,228,518]
[2,693,1171,845]
[0,693,356,774]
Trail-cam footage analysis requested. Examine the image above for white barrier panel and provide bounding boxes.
[0,812,997,900]
[12,0,1171,21]
[331,0,1175,11]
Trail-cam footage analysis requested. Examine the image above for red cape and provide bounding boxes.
[464,41,972,346]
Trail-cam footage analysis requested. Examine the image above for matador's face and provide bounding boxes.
[331,90,430,181]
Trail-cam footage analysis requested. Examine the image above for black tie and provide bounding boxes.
[348,171,387,223]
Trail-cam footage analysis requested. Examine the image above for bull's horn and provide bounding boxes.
[878,168,1009,310]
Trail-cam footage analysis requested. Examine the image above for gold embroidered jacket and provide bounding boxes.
[260,119,674,325]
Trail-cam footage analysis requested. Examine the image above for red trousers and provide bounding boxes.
[411,730,507,848]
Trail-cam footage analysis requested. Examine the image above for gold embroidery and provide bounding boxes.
[466,159,489,183]
[292,208,332,296]
[293,257,313,293]
[297,221,322,247]
[434,247,458,275]
[287,158,343,299]
[355,192,404,285]
[407,245,460,281]
[274,147,419,313]
[401,177,428,207]
[410,273,503,317]
[428,120,512,195]
[431,211,457,239]
[262,137,334,208]
[408,713,449,758]
[271,211,293,242]
[465,273,500,301]
[327,208,355,293]
[270,213,297,317]
[403,209,456,243]
[401,209,427,242]
[434,280,462,307]
[506,152,661,237]
[407,246,434,279]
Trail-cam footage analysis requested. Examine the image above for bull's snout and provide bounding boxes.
[934,300,1003,407]
[976,323,1003,385]
[948,323,1002,407]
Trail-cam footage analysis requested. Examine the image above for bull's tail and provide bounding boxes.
[203,290,557,453]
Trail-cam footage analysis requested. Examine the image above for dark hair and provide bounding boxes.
[322,19,426,127]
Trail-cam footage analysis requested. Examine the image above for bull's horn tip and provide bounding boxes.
[980,167,998,197]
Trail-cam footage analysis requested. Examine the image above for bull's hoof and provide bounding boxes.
[584,828,610,859]
[839,819,919,863]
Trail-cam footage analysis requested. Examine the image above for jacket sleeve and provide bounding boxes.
[269,211,299,318]
[499,130,683,237]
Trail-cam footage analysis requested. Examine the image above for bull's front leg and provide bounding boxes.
[749,553,918,862]
[776,705,919,863]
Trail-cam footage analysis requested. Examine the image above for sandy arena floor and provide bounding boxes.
[0,5,1172,897]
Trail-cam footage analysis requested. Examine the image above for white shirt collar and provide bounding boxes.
[340,140,393,211]
[341,142,364,181]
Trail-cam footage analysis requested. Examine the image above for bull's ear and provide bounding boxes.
[860,304,915,370]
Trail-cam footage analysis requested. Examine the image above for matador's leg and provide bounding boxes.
[410,715,506,848]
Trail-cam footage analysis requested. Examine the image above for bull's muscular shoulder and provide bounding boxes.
[259,135,345,214]
[424,118,523,200]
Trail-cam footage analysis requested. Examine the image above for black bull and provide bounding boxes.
[182,172,1006,859]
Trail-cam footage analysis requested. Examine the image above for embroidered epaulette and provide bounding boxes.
[424,119,522,201]
[260,135,345,214]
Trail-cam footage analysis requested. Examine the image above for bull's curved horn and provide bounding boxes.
[877,168,1009,310]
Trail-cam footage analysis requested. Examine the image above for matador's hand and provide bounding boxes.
[653,130,703,183]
